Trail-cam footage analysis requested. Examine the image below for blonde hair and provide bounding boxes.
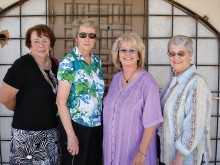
[112,33,145,70]
[72,18,99,44]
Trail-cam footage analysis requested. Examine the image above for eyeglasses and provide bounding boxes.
[168,51,190,57]
[119,48,138,54]
[78,32,96,39]
[31,39,50,46]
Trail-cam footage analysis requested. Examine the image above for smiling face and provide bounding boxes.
[30,31,51,59]
[119,41,140,69]
[169,45,192,76]
[76,25,96,55]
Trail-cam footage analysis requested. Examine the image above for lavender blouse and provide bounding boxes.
[103,69,163,165]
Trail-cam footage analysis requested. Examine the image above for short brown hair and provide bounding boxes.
[25,24,56,49]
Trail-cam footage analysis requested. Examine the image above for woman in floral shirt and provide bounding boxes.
[56,18,104,165]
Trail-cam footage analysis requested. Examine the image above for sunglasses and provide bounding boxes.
[119,48,138,54]
[78,32,96,39]
[168,51,190,57]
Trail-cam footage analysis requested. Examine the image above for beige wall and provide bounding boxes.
[174,0,220,33]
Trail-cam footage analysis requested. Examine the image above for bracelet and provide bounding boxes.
[138,149,146,157]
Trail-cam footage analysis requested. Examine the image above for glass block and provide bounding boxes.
[148,66,171,89]
[188,39,197,64]
[149,0,172,15]
[148,39,170,64]
[173,7,187,15]
[21,0,47,15]
[0,104,14,116]
[211,93,218,116]
[197,39,218,65]
[21,17,47,38]
[148,16,172,37]
[210,117,217,138]
[0,40,20,64]
[198,22,216,38]
[217,140,220,161]
[0,117,13,140]
[0,65,10,82]
[197,66,218,92]
[219,119,220,138]
[0,17,20,38]
[5,6,20,16]
[173,16,196,37]
[21,39,30,55]
[1,141,11,163]
[210,140,216,162]
[0,65,11,85]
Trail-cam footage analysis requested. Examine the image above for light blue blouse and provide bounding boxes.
[158,65,212,165]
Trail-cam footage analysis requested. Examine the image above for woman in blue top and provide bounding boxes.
[158,35,212,165]
[56,18,104,165]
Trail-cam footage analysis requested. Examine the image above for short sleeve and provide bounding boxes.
[3,58,26,90]
[143,82,163,128]
[57,55,75,83]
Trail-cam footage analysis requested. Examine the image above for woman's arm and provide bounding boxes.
[174,79,212,159]
[132,125,157,165]
[56,80,79,155]
[0,82,18,111]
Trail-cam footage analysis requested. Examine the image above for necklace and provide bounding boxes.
[123,67,138,83]
[31,54,58,94]
[39,67,58,94]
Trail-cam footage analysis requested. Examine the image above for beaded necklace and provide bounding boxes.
[31,54,58,94]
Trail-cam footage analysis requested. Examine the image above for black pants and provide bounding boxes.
[58,119,103,165]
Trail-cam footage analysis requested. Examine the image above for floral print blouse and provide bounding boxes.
[58,47,104,127]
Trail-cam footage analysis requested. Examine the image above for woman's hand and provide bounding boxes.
[132,151,146,165]
[170,158,183,165]
[67,134,79,155]
[170,151,184,165]
[0,82,18,111]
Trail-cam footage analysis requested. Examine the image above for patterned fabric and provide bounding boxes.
[10,128,60,165]
[158,65,212,165]
[58,46,104,127]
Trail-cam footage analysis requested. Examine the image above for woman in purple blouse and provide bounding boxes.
[103,33,163,165]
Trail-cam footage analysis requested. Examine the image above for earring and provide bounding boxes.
[49,49,53,56]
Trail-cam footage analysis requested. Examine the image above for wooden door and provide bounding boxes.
[48,0,147,87]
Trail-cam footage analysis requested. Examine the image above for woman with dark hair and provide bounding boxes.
[0,24,59,164]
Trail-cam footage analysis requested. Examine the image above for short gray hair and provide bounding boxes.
[167,35,193,53]
[72,18,99,44]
